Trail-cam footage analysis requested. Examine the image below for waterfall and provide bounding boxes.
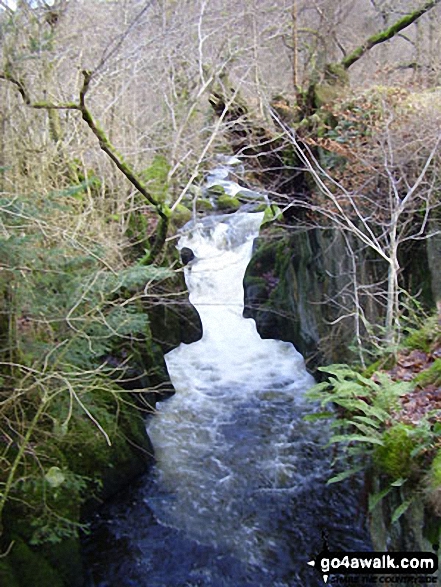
[164,211,313,396]
[84,175,371,587]
[146,211,316,570]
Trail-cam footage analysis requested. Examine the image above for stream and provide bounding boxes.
[84,165,371,587]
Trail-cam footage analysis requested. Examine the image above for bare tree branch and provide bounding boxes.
[0,69,169,264]
[341,0,441,69]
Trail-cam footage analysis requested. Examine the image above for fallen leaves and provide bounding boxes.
[376,344,441,425]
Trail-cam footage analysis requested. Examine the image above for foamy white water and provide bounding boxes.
[146,211,315,568]
[86,200,371,587]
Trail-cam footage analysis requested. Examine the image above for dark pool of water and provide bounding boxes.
[83,408,371,587]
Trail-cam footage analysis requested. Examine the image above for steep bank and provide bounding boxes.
[0,276,201,587]
[244,225,437,375]
[0,185,202,587]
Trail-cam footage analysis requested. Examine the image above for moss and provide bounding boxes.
[61,407,150,499]
[341,4,438,70]
[0,383,153,587]
[41,538,84,587]
[314,84,341,108]
[217,195,241,211]
[425,451,441,517]
[8,539,64,587]
[0,559,20,587]
[414,358,441,387]
[206,185,226,198]
[139,155,170,204]
[429,450,441,488]
[261,204,283,227]
[324,63,349,86]
[403,316,440,353]
[171,204,192,228]
[374,424,417,479]
[196,198,214,213]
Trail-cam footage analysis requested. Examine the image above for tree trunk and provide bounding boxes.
[385,243,400,344]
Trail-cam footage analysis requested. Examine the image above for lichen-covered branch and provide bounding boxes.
[0,70,169,264]
[78,71,169,263]
[341,0,441,69]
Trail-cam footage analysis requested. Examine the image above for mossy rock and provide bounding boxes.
[206,185,226,198]
[61,407,152,503]
[414,358,441,388]
[0,386,152,587]
[2,447,84,547]
[374,423,417,479]
[3,528,85,586]
[261,204,283,227]
[171,204,192,228]
[196,198,214,213]
[236,190,265,204]
[41,538,84,587]
[429,450,441,488]
[217,195,241,211]
[8,539,64,587]
[426,450,441,516]
[403,316,440,353]
[0,559,20,587]
[46,384,153,507]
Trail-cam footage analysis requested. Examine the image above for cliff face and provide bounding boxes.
[244,222,441,561]
[244,225,436,376]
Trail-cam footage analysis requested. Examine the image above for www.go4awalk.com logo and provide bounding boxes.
[307,537,438,584]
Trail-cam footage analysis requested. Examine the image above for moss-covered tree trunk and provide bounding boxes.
[0,70,170,264]
[341,0,441,70]
[302,0,441,114]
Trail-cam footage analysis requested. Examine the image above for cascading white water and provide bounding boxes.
[85,192,371,587]
[164,212,313,395]
[146,210,316,571]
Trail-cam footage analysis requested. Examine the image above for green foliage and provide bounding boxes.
[403,315,440,353]
[51,177,101,200]
[429,449,441,488]
[140,155,170,204]
[414,358,441,387]
[309,364,440,477]
[25,468,88,546]
[0,189,165,550]
[309,359,441,528]
[309,364,411,430]
[374,424,417,479]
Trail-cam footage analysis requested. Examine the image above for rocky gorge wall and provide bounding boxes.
[244,224,436,376]
[243,220,441,568]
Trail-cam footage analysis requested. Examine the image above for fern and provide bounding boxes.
[307,361,441,531]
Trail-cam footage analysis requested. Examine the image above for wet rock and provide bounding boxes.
[180,247,195,266]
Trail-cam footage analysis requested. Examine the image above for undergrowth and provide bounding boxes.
[0,187,173,551]
[307,317,441,529]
